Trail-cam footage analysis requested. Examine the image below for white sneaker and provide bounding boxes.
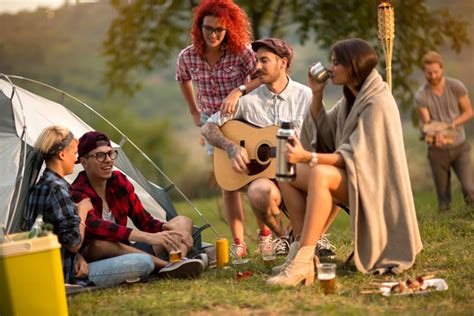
[232,241,247,258]
[193,253,209,271]
[258,230,272,253]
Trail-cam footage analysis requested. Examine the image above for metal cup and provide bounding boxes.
[310,62,330,83]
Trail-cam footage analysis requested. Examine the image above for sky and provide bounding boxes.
[0,0,98,14]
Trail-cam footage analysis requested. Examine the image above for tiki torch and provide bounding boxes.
[377,1,395,92]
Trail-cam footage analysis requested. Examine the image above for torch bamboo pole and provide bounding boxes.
[378,1,395,92]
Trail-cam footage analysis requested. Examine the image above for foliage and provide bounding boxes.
[103,0,192,95]
[0,3,194,193]
[68,192,474,315]
[103,0,469,110]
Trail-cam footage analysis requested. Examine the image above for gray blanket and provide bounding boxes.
[301,69,422,274]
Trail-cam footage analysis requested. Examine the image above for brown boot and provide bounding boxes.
[272,241,300,275]
[267,245,315,287]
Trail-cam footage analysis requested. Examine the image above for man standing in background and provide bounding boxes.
[415,51,473,211]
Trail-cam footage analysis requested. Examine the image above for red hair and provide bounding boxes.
[191,0,252,57]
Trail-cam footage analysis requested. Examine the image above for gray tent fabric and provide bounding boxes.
[0,89,23,231]
[12,148,43,232]
[114,147,178,220]
[0,78,170,234]
[0,90,15,133]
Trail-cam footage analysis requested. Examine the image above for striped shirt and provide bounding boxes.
[27,168,81,284]
[176,44,257,115]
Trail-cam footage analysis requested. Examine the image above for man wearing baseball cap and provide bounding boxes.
[71,131,204,279]
[202,38,335,265]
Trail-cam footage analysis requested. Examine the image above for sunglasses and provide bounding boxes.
[201,25,226,35]
[85,150,118,162]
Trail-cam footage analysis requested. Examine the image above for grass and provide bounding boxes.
[68,191,474,315]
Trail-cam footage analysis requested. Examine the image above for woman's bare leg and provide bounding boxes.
[279,163,311,238]
[222,189,245,242]
[300,165,348,247]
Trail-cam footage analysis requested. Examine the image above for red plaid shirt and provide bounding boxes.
[71,171,164,243]
[176,44,257,115]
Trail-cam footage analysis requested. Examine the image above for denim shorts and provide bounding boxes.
[201,112,215,156]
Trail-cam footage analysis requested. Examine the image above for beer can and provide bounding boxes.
[216,238,229,268]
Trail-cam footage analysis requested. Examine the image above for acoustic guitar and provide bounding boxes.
[213,120,278,191]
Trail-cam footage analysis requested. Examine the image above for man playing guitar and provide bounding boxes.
[202,38,314,258]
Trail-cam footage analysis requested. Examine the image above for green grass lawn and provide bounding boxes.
[68,191,473,315]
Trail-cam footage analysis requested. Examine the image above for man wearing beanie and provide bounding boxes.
[71,131,204,279]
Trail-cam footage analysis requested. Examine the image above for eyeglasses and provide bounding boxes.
[201,25,226,36]
[85,150,118,162]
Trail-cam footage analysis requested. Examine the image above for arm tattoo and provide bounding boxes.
[202,123,237,157]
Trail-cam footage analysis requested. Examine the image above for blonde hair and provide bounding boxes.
[34,126,75,161]
[422,51,443,68]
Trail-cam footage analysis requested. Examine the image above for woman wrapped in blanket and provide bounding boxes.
[267,38,422,286]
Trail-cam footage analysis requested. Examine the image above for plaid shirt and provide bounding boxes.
[176,44,257,115]
[27,168,81,284]
[71,171,164,243]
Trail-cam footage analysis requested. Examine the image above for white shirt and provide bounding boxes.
[207,77,312,136]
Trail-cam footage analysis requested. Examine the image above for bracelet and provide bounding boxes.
[79,221,86,227]
[308,152,318,168]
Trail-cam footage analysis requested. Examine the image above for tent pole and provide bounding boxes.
[4,75,222,239]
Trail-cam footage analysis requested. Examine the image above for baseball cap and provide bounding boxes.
[251,38,293,67]
[77,131,112,159]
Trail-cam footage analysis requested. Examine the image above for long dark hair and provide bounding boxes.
[331,38,378,109]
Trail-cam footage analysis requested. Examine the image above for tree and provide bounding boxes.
[103,0,469,110]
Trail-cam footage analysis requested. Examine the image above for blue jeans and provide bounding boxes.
[87,253,154,287]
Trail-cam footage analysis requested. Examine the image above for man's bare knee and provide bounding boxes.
[248,182,271,206]
[248,179,280,212]
[169,215,193,232]
[84,240,126,261]
[87,239,121,251]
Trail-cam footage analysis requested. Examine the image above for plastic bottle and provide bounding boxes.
[28,215,44,239]
[276,121,296,182]
[0,223,5,242]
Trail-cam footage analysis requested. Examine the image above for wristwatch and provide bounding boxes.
[308,152,318,168]
[238,84,247,95]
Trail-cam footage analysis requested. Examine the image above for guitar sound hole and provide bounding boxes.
[247,160,270,176]
[247,144,272,176]
[257,144,271,162]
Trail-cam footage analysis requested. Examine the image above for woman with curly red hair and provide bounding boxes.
[176,0,259,127]
[176,0,262,258]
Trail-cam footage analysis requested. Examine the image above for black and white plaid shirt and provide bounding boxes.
[27,168,81,284]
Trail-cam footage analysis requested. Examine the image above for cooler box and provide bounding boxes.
[0,233,68,316]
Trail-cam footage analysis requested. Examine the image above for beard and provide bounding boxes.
[426,76,443,86]
[427,76,442,86]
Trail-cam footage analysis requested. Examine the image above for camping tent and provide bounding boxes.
[0,76,209,242]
